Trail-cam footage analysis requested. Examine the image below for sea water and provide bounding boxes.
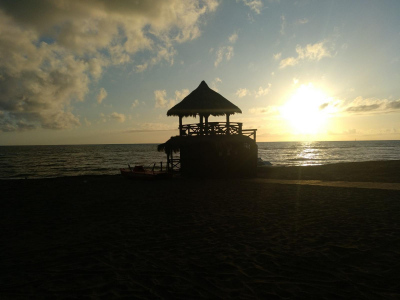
[0,140,399,179]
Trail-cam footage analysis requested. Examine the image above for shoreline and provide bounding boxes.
[1,160,400,298]
[2,159,400,182]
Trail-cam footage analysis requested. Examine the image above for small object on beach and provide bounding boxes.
[258,158,272,166]
[120,164,172,180]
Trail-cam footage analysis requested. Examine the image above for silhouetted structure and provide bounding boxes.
[158,81,257,177]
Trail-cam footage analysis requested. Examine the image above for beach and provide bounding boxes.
[1,161,400,299]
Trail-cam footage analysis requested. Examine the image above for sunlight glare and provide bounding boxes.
[281,84,331,135]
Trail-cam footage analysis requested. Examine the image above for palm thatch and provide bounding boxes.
[167,81,242,117]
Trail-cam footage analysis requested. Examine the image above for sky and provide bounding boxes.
[1,0,400,145]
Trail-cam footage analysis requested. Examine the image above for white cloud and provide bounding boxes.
[280,15,286,35]
[297,18,309,25]
[241,0,263,14]
[135,63,148,73]
[97,88,108,104]
[273,52,282,60]
[214,31,238,67]
[210,78,222,91]
[0,0,218,131]
[110,112,126,123]
[155,88,189,108]
[236,88,250,98]
[155,90,168,108]
[255,84,271,98]
[279,41,332,68]
[214,46,234,67]
[131,99,140,109]
[229,32,238,44]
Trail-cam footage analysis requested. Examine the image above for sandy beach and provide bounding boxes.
[1,161,400,299]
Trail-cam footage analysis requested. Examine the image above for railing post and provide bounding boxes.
[226,114,230,135]
[239,123,242,135]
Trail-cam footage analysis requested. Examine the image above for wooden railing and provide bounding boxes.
[179,122,257,141]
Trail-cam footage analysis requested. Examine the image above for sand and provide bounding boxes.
[1,161,400,299]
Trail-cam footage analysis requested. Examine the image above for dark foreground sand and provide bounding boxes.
[1,161,400,299]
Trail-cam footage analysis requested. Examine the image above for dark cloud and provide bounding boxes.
[387,100,400,109]
[346,104,381,113]
[0,0,218,132]
[319,102,329,110]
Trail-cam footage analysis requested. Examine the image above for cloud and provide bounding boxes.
[155,88,189,108]
[135,63,148,73]
[297,18,309,25]
[110,112,126,123]
[241,0,263,14]
[155,90,168,108]
[0,0,218,132]
[236,88,250,98]
[337,97,400,115]
[254,84,271,98]
[273,52,282,60]
[214,31,237,67]
[97,88,108,104]
[214,46,234,67]
[235,84,271,98]
[279,41,332,68]
[346,104,381,113]
[131,99,140,109]
[387,100,400,109]
[229,32,238,43]
[210,77,222,91]
[280,15,286,35]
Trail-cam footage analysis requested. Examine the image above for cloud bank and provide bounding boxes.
[0,0,218,132]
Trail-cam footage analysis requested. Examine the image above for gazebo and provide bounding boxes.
[158,80,257,177]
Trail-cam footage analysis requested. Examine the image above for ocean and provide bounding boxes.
[1,140,399,179]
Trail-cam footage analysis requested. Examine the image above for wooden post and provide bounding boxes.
[179,115,183,136]
[226,114,230,135]
[239,123,242,135]
[205,114,209,135]
[199,114,204,135]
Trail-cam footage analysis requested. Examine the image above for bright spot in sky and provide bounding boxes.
[281,84,330,135]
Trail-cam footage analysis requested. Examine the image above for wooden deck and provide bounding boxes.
[179,122,257,141]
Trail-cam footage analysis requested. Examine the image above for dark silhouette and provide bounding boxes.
[158,81,257,177]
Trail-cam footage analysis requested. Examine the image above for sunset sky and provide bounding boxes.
[1,0,400,145]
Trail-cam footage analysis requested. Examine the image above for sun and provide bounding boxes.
[281,84,331,135]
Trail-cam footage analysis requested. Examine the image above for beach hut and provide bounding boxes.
[158,81,257,177]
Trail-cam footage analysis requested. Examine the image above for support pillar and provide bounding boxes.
[179,115,183,136]
[199,115,204,135]
[226,114,230,135]
[205,114,209,135]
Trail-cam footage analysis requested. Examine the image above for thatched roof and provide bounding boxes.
[158,134,256,154]
[167,81,242,117]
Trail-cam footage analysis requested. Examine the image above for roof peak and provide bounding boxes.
[167,80,242,117]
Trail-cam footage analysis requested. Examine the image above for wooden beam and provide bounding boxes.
[179,115,183,136]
